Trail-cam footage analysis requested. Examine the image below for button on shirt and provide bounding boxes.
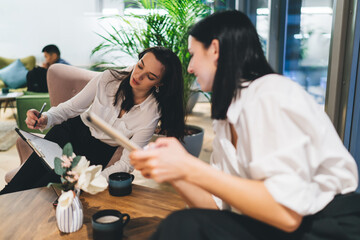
[43,70,160,179]
[211,74,358,216]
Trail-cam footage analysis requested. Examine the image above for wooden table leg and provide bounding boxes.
[8,100,17,119]
[3,100,9,113]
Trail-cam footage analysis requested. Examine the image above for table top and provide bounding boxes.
[0,184,185,240]
[0,92,23,100]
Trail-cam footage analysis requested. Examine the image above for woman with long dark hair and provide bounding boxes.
[130,11,360,239]
[1,46,184,194]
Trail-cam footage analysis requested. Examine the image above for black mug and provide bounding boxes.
[92,209,130,240]
[1,88,9,94]
[109,172,135,196]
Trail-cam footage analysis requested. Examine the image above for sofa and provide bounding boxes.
[0,56,36,90]
[5,64,124,183]
[0,55,51,134]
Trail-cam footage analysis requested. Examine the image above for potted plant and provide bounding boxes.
[92,0,210,111]
[92,0,211,156]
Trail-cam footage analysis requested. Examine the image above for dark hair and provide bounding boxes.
[189,10,274,119]
[42,44,61,57]
[110,47,185,141]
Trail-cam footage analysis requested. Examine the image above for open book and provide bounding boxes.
[15,128,62,169]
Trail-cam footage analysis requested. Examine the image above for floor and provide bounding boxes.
[0,102,214,192]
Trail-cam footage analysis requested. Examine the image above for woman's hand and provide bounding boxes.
[25,109,48,129]
[130,137,194,183]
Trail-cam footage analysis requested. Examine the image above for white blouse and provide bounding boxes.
[43,70,161,179]
[211,74,358,216]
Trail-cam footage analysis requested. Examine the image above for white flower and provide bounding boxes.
[58,190,74,208]
[76,165,108,194]
[72,157,90,175]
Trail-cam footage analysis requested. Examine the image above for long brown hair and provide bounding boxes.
[110,46,185,141]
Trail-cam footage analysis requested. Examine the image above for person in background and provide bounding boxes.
[26,44,70,92]
[41,44,70,69]
[1,46,185,195]
[130,11,360,240]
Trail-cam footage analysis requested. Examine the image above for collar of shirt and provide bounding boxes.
[226,81,252,124]
[133,93,156,111]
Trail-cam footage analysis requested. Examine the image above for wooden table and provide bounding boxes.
[0,184,185,240]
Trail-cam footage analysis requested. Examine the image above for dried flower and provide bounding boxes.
[48,143,108,206]
[58,190,74,208]
[76,165,108,194]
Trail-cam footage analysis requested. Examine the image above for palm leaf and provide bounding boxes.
[92,0,211,107]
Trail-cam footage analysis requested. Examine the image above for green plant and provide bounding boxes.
[92,0,211,113]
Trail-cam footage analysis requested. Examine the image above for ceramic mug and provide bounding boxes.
[108,172,135,196]
[1,88,9,94]
[92,209,130,240]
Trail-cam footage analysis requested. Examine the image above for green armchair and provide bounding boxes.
[16,92,51,134]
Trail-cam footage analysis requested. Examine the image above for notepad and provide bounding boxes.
[15,128,62,169]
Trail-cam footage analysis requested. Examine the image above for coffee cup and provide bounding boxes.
[109,172,135,196]
[92,209,130,240]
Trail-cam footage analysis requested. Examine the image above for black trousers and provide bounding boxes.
[0,116,117,195]
[150,192,360,240]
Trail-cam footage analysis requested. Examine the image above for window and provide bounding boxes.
[283,0,333,105]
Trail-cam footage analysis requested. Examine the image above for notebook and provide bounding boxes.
[15,128,62,169]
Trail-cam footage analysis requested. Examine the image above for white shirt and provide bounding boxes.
[43,70,161,179]
[211,74,358,216]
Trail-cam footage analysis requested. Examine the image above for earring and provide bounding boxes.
[155,86,159,93]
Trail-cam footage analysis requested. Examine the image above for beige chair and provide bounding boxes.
[5,64,123,183]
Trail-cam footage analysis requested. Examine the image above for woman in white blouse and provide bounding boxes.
[130,11,360,239]
[1,46,185,195]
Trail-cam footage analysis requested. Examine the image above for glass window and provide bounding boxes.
[234,0,270,56]
[284,0,333,105]
[254,0,270,57]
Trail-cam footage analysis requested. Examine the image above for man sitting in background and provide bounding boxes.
[41,44,69,69]
[26,44,70,92]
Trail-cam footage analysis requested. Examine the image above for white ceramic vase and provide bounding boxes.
[56,190,83,233]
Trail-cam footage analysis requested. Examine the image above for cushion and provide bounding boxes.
[0,56,36,71]
[0,59,28,89]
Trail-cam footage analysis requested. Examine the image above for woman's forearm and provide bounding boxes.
[184,158,302,232]
[130,138,302,232]
[170,179,218,209]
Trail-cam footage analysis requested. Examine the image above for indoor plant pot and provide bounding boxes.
[151,124,204,157]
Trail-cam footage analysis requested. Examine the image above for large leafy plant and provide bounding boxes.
[92,0,211,112]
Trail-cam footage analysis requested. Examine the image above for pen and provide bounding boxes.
[34,102,47,128]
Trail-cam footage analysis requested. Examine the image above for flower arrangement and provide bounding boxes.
[48,143,108,207]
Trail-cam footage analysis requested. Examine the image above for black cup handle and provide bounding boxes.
[130,174,135,182]
[121,213,130,226]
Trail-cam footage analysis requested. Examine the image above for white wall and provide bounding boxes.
[0,0,108,67]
